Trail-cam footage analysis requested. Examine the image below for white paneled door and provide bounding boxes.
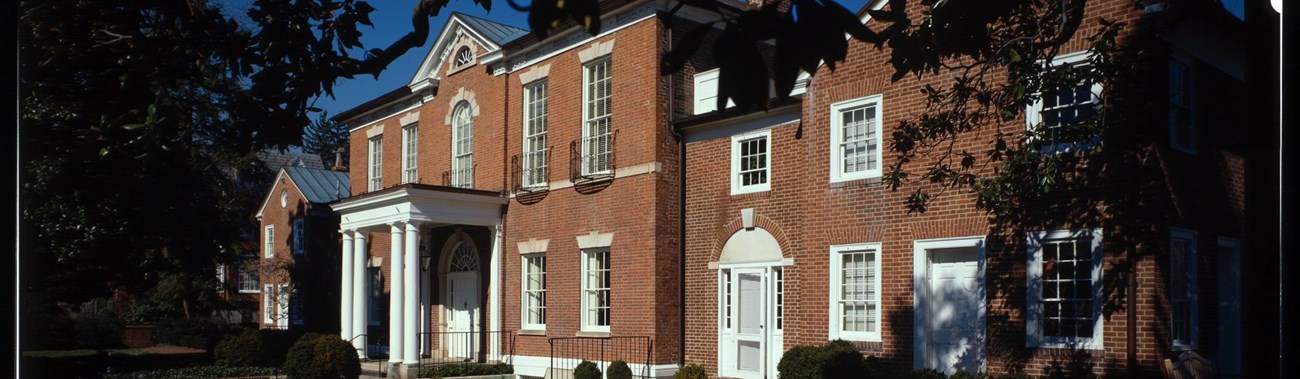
[446,272,479,359]
[924,246,985,375]
[719,265,784,379]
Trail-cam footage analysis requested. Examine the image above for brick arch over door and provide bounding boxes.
[709,215,792,263]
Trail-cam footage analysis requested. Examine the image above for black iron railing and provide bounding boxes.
[512,148,551,193]
[569,129,618,183]
[548,336,653,379]
[441,165,476,189]
[415,330,516,369]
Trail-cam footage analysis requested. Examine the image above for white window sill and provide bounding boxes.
[238,290,260,294]
[1027,339,1104,351]
[828,333,881,343]
[730,186,770,196]
[518,329,547,336]
[830,172,881,185]
[575,330,611,338]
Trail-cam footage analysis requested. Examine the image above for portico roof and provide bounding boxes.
[331,184,507,231]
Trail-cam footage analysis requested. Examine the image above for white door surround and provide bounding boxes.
[441,234,482,360]
[714,226,787,379]
[913,236,986,375]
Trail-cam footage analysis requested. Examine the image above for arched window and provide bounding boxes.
[454,46,473,67]
[451,102,474,188]
[449,242,478,272]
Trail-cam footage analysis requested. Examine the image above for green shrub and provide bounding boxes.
[281,333,360,379]
[214,328,266,367]
[418,362,514,378]
[259,328,307,366]
[103,365,277,379]
[906,368,949,379]
[675,363,707,379]
[950,370,988,379]
[74,298,123,348]
[152,318,225,351]
[607,360,633,379]
[573,360,602,379]
[777,340,871,379]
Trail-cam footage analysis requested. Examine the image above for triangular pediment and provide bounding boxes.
[408,13,528,91]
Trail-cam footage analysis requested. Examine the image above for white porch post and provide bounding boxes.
[353,232,368,359]
[403,222,420,366]
[340,230,354,341]
[388,222,406,367]
[489,224,502,358]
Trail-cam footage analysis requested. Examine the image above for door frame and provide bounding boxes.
[443,271,480,357]
[912,236,986,372]
[717,261,785,379]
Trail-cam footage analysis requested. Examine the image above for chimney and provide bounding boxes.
[332,147,348,171]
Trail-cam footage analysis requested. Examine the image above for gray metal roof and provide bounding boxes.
[283,166,351,204]
[455,12,529,46]
[257,150,326,171]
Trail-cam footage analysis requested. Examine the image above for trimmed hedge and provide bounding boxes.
[281,333,360,379]
[103,365,277,379]
[777,339,875,379]
[607,360,632,379]
[573,360,602,379]
[417,362,514,378]
[674,364,707,379]
[152,318,226,351]
[214,328,265,367]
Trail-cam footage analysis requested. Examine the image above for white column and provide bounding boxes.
[388,222,406,365]
[353,232,368,359]
[403,222,420,365]
[340,230,354,341]
[488,224,503,358]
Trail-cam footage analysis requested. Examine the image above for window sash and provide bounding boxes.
[1039,238,1095,339]
[292,218,304,256]
[263,284,274,324]
[402,125,418,183]
[582,249,611,331]
[1168,60,1194,152]
[738,136,768,187]
[583,58,613,175]
[774,267,784,330]
[839,105,878,175]
[523,254,547,328]
[264,226,274,259]
[238,269,259,293]
[452,104,474,188]
[1170,230,1198,349]
[524,81,549,188]
[838,250,878,333]
[368,137,383,191]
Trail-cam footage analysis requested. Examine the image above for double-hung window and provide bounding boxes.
[581,248,611,332]
[277,284,290,329]
[1026,52,1104,154]
[291,217,304,256]
[1026,228,1104,349]
[238,266,259,293]
[731,129,771,194]
[829,242,882,341]
[1170,228,1199,350]
[523,80,549,188]
[368,137,383,191]
[522,254,547,330]
[263,225,275,259]
[451,102,474,188]
[1168,58,1195,154]
[582,57,613,176]
[402,124,419,183]
[262,284,275,324]
[830,95,883,183]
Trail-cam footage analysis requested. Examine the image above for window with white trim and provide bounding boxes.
[277,284,290,329]
[1026,52,1104,154]
[368,136,383,191]
[262,284,274,324]
[454,46,473,68]
[523,80,549,188]
[451,102,474,188]
[731,129,771,194]
[582,57,613,176]
[829,242,882,341]
[1026,228,1104,349]
[829,95,883,182]
[721,268,732,330]
[1168,58,1195,154]
[238,267,259,293]
[522,253,546,330]
[402,123,419,183]
[774,267,784,330]
[1170,228,1199,350]
[292,217,304,256]
[263,225,275,259]
[581,248,611,332]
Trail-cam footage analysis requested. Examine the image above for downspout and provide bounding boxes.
[664,22,688,369]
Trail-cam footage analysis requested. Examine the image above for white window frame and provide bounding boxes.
[581,56,613,176]
[828,242,883,342]
[238,267,259,293]
[451,102,474,188]
[581,247,611,333]
[1025,51,1104,154]
[1026,228,1104,349]
[368,136,383,191]
[829,95,884,183]
[692,68,735,114]
[521,253,547,331]
[262,284,275,324]
[731,129,772,195]
[1170,228,1199,351]
[1168,55,1196,154]
[401,123,419,183]
[277,283,290,329]
[523,80,549,189]
[263,225,275,259]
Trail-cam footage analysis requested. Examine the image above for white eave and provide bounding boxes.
[331,185,508,231]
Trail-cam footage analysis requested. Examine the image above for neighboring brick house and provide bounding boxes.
[327,1,1276,379]
[254,165,351,331]
[674,1,1274,378]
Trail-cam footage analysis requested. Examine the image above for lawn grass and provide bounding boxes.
[23,347,152,358]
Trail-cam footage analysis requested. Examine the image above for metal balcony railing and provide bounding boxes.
[569,129,618,183]
[512,148,551,193]
[548,336,652,379]
[442,165,476,189]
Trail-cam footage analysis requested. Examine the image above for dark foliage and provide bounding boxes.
[607,360,633,379]
[152,318,226,351]
[282,333,361,379]
[103,365,279,379]
[776,340,873,379]
[214,328,268,367]
[573,360,602,379]
[418,362,515,377]
[674,363,707,379]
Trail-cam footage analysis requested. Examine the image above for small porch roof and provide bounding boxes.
[331,184,508,231]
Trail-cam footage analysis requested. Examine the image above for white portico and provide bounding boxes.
[331,184,507,377]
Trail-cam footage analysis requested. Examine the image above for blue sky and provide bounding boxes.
[305,0,872,121]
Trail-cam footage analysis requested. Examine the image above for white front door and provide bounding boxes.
[446,272,479,359]
[733,268,766,379]
[925,247,984,375]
